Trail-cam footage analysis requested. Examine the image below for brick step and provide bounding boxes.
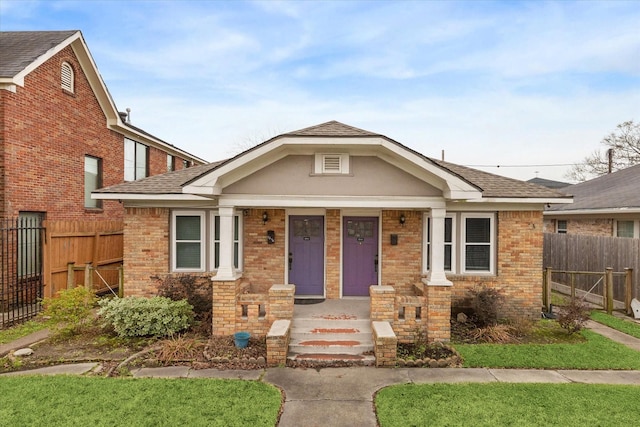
[287,353,376,366]
[289,317,373,357]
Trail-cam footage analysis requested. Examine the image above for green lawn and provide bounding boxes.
[0,376,281,427]
[0,319,49,344]
[455,329,640,369]
[591,310,640,339]
[376,383,640,427]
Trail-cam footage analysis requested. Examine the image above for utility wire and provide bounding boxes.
[464,163,574,168]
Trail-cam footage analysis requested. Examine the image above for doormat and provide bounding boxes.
[294,298,325,305]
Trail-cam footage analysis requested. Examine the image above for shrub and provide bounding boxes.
[98,296,193,338]
[469,285,505,327]
[41,286,97,335]
[156,275,212,334]
[557,297,590,334]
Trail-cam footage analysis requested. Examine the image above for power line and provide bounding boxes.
[464,163,574,168]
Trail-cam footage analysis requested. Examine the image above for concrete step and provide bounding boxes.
[289,317,373,358]
[292,318,371,332]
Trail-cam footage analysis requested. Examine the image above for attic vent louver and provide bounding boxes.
[61,62,74,93]
[323,155,342,173]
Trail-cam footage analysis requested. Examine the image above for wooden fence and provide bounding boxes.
[543,233,639,306]
[43,220,124,297]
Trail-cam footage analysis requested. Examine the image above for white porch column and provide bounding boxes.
[426,208,453,287]
[213,206,240,281]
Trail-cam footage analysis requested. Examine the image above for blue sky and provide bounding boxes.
[2,0,639,181]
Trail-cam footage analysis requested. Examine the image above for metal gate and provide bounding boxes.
[1,215,45,328]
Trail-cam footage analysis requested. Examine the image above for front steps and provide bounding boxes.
[287,303,375,366]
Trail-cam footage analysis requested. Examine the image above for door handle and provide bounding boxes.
[289,252,293,271]
[374,254,378,273]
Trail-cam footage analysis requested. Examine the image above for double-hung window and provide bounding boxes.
[124,138,148,181]
[616,220,637,238]
[172,211,205,271]
[462,214,494,274]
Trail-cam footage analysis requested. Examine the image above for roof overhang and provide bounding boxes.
[544,207,640,216]
[182,135,482,201]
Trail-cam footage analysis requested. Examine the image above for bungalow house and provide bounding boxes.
[544,164,640,237]
[94,121,570,365]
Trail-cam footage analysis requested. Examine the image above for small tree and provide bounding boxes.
[41,287,97,336]
[469,285,505,327]
[566,120,640,182]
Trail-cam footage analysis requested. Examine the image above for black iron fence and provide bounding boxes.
[1,215,45,328]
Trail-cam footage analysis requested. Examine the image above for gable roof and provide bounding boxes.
[547,164,640,212]
[95,121,570,206]
[0,30,206,165]
[527,177,572,189]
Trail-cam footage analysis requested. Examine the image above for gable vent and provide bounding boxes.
[61,62,74,92]
[323,155,342,173]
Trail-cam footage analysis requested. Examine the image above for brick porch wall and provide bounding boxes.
[242,209,285,293]
[381,210,422,295]
[326,209,341,298]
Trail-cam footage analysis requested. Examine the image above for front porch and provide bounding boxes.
[213,280,452,367]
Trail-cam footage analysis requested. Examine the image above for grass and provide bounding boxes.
[0,319,49,344]
[455,329,640,369]
[590,310,640,339]
[0,376,281,427]
[376,383,640,427]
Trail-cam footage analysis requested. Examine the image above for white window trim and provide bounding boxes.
[422,214,456,273]
[557,219,568,234]
[61,61,74,92]
[209,211,243,272]
[461,213,495,275]
[314,153,350,174]
[171,211,206,272]
[615,220,638,238]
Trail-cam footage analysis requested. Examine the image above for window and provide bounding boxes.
[314,153,350,174]
[167,154,175,172]
[212,214,241,269]
[84,156,102,209]
[172,212,205,271]
[616,220,635,238]
[557,220,567,234]
[124,138,148,181]
[425,216,455,272]
[462,214,495,274]
[61,62,74,92]
[183,160,191,169]
[17,212,44,277]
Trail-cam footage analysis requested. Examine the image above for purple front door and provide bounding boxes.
[289,216,324,296]
[343,217,378,296]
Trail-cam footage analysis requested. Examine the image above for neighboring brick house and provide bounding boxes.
[544,164,640,237]
[94,121,570,348]
[0,30,205,222]
[0,31,205,319]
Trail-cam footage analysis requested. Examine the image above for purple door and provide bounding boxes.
[289,216,324,296]
[343,217,378,296]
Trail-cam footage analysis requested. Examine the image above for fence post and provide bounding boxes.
[543,267,552,312]
[84,263,92,291]
[118,266,124,298]
[570,272,576,299]
[67,262,75,289]
[625,268,633,315]
[605,267,614,314]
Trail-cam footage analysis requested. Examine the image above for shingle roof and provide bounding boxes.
[430,159,566,199]
[547,164,640,211]
[527,177,572,189]
[95,122,568,200]
[285,121,380,137]
[0,31,78,77]
[95,162,224,194]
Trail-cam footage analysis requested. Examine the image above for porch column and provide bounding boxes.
[213,206,239,281]
[426,208,453,287]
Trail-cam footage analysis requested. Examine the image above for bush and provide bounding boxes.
[469,285,505,327]
[557,297,589,334]
[41,287,97,335]
[98,296,193,338]
[156,275,212,334]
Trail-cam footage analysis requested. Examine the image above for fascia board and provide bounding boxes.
[544,207,640,216]
[469,197,574,204]
[217,195,447,209]
[92,193,212,201]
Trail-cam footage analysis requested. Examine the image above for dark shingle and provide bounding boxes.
[0,31,78,77]
[285,121,380,137]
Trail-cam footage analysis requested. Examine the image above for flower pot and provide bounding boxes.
[234,331,250,349]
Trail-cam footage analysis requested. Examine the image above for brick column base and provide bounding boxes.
[426,285,452,343]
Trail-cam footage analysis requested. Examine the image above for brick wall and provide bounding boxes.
[242,209,285,292]
[449,210,543,320]
[123,207,170,296]
[325,209,341,298]
[381,210,422,295]
[1,46,124,220]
